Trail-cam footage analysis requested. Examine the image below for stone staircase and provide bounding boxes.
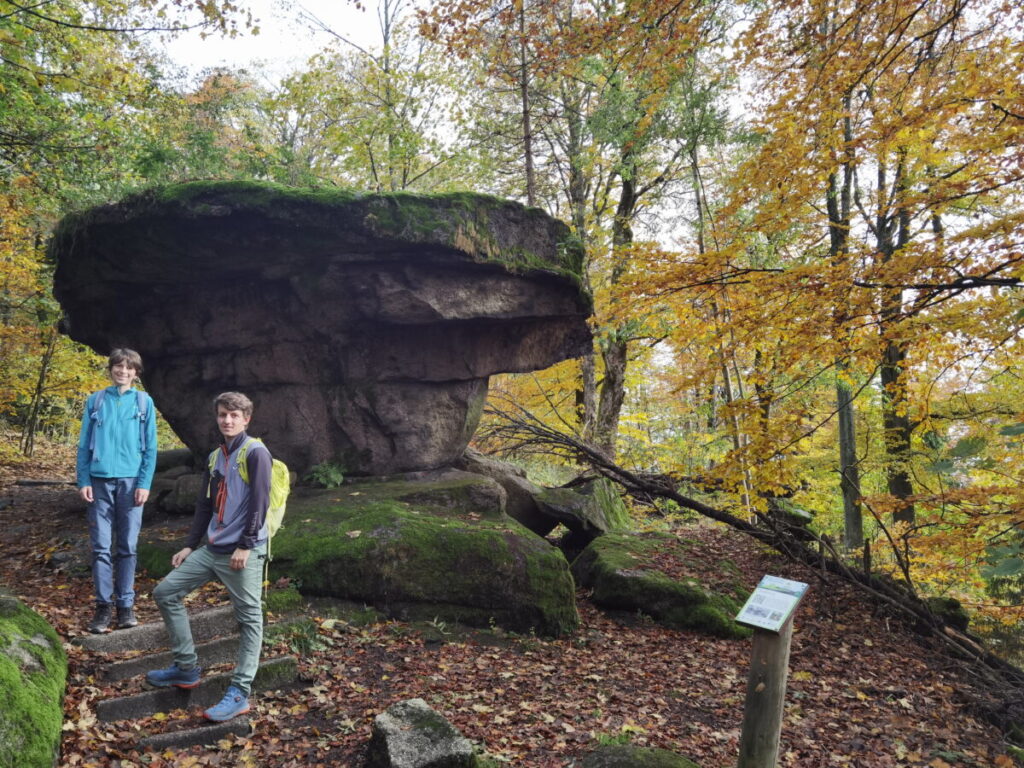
[76,604,301,752]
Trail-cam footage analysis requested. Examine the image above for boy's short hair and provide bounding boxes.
[214,392,254,418]
[108,348,143,374]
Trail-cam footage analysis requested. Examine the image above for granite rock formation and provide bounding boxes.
[51,182,591,475]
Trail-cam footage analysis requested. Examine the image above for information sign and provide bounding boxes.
[735,575,809,633]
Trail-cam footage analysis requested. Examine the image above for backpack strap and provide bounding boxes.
[136,390,149,454]
[235,437,264,485]
[87,389,107,463]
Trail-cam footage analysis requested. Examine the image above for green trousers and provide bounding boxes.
[152,543,265,695]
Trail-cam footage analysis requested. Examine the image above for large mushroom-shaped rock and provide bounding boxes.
[50,181,591,476]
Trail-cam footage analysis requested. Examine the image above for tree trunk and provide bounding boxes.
[593,145,638,458]
[878,153,915,525]
[578,348,597,441]
[826,93,864,549]
[836,374,863,548]
[518,0,536,206]
[20,327,58,458]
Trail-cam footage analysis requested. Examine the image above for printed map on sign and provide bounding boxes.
[735,575,809,632]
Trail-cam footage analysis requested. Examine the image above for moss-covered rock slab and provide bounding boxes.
[0,590,67,768]
[571,532,750,638]
[579,745,701,768]
[50,181,592,476]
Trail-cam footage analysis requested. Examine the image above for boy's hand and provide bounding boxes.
[135,487,150,505]
[79,486,93,503]
[171,548,193,568]
[230,548,250,570]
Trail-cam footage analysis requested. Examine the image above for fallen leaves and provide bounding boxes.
[0,473,1019,767]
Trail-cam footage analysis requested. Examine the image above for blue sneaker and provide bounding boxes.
[203,685,250,722]
[145,663,201,689]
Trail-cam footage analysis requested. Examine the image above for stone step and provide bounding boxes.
[77,605,237,654]
[139,716,252,751]
[102,635,241,682]
[97,655,299,722]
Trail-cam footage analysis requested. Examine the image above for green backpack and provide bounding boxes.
[207,437,290,555]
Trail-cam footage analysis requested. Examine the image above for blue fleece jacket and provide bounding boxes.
[76,386,158,490]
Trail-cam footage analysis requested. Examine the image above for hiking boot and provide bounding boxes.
[203,685,250,722]
[88,603,112,634]
[116,605,138,629]
[145,663,202,689]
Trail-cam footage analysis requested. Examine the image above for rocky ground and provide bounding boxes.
[0,445,1019,767]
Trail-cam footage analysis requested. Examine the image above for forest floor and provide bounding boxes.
[0,443,1021,768]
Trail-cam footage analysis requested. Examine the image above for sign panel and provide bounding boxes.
[735,575,809,633]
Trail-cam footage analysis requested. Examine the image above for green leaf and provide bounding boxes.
[983,557,1024,579]
[949,436,986,458]
[926,459,956,474]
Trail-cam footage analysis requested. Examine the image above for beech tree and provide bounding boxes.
[425,0,737,458]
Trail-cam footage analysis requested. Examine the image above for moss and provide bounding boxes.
[0,593,67,768]
[136,542,172,580]
[925,596,970,631]
[580,744,701,768]
[264,585,305,614]
[59,180,588,289]
[572,534,750,639]
[269,489,579,636]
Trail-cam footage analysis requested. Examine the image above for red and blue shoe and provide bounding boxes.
[145,663,201,689]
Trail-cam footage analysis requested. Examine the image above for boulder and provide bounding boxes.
[155,448,194,473]
[579,745,701,768]
[456,450,630,547]
[571,532,749,638]
[137,471,580,636]
[0,589,67,768]
[456,448,553,535]
[50,182,591,476]
[366,698,476,768]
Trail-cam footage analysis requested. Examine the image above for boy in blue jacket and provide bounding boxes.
[77,348,157,633]
[146,391,270,723]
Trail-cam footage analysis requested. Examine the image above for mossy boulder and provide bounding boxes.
[456,449,629,548]
[571,532,750,639]
[367,698,477,768]
[139,472,579,636]
[0,590,67,768]
[579,745,701,768]
[50,181,592,476]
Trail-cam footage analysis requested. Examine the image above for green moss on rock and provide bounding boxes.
[925,595,970,631]
[0,591,67,768]
[571,533,750,639]
[53,181,588,295]
[271,487,579,636]
[580,745,701,768]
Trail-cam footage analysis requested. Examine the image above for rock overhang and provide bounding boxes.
[50,181,592,476]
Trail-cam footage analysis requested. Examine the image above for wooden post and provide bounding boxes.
[737,618,794,768]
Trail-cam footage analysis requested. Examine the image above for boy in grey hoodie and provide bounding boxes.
[145,391,271,723]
